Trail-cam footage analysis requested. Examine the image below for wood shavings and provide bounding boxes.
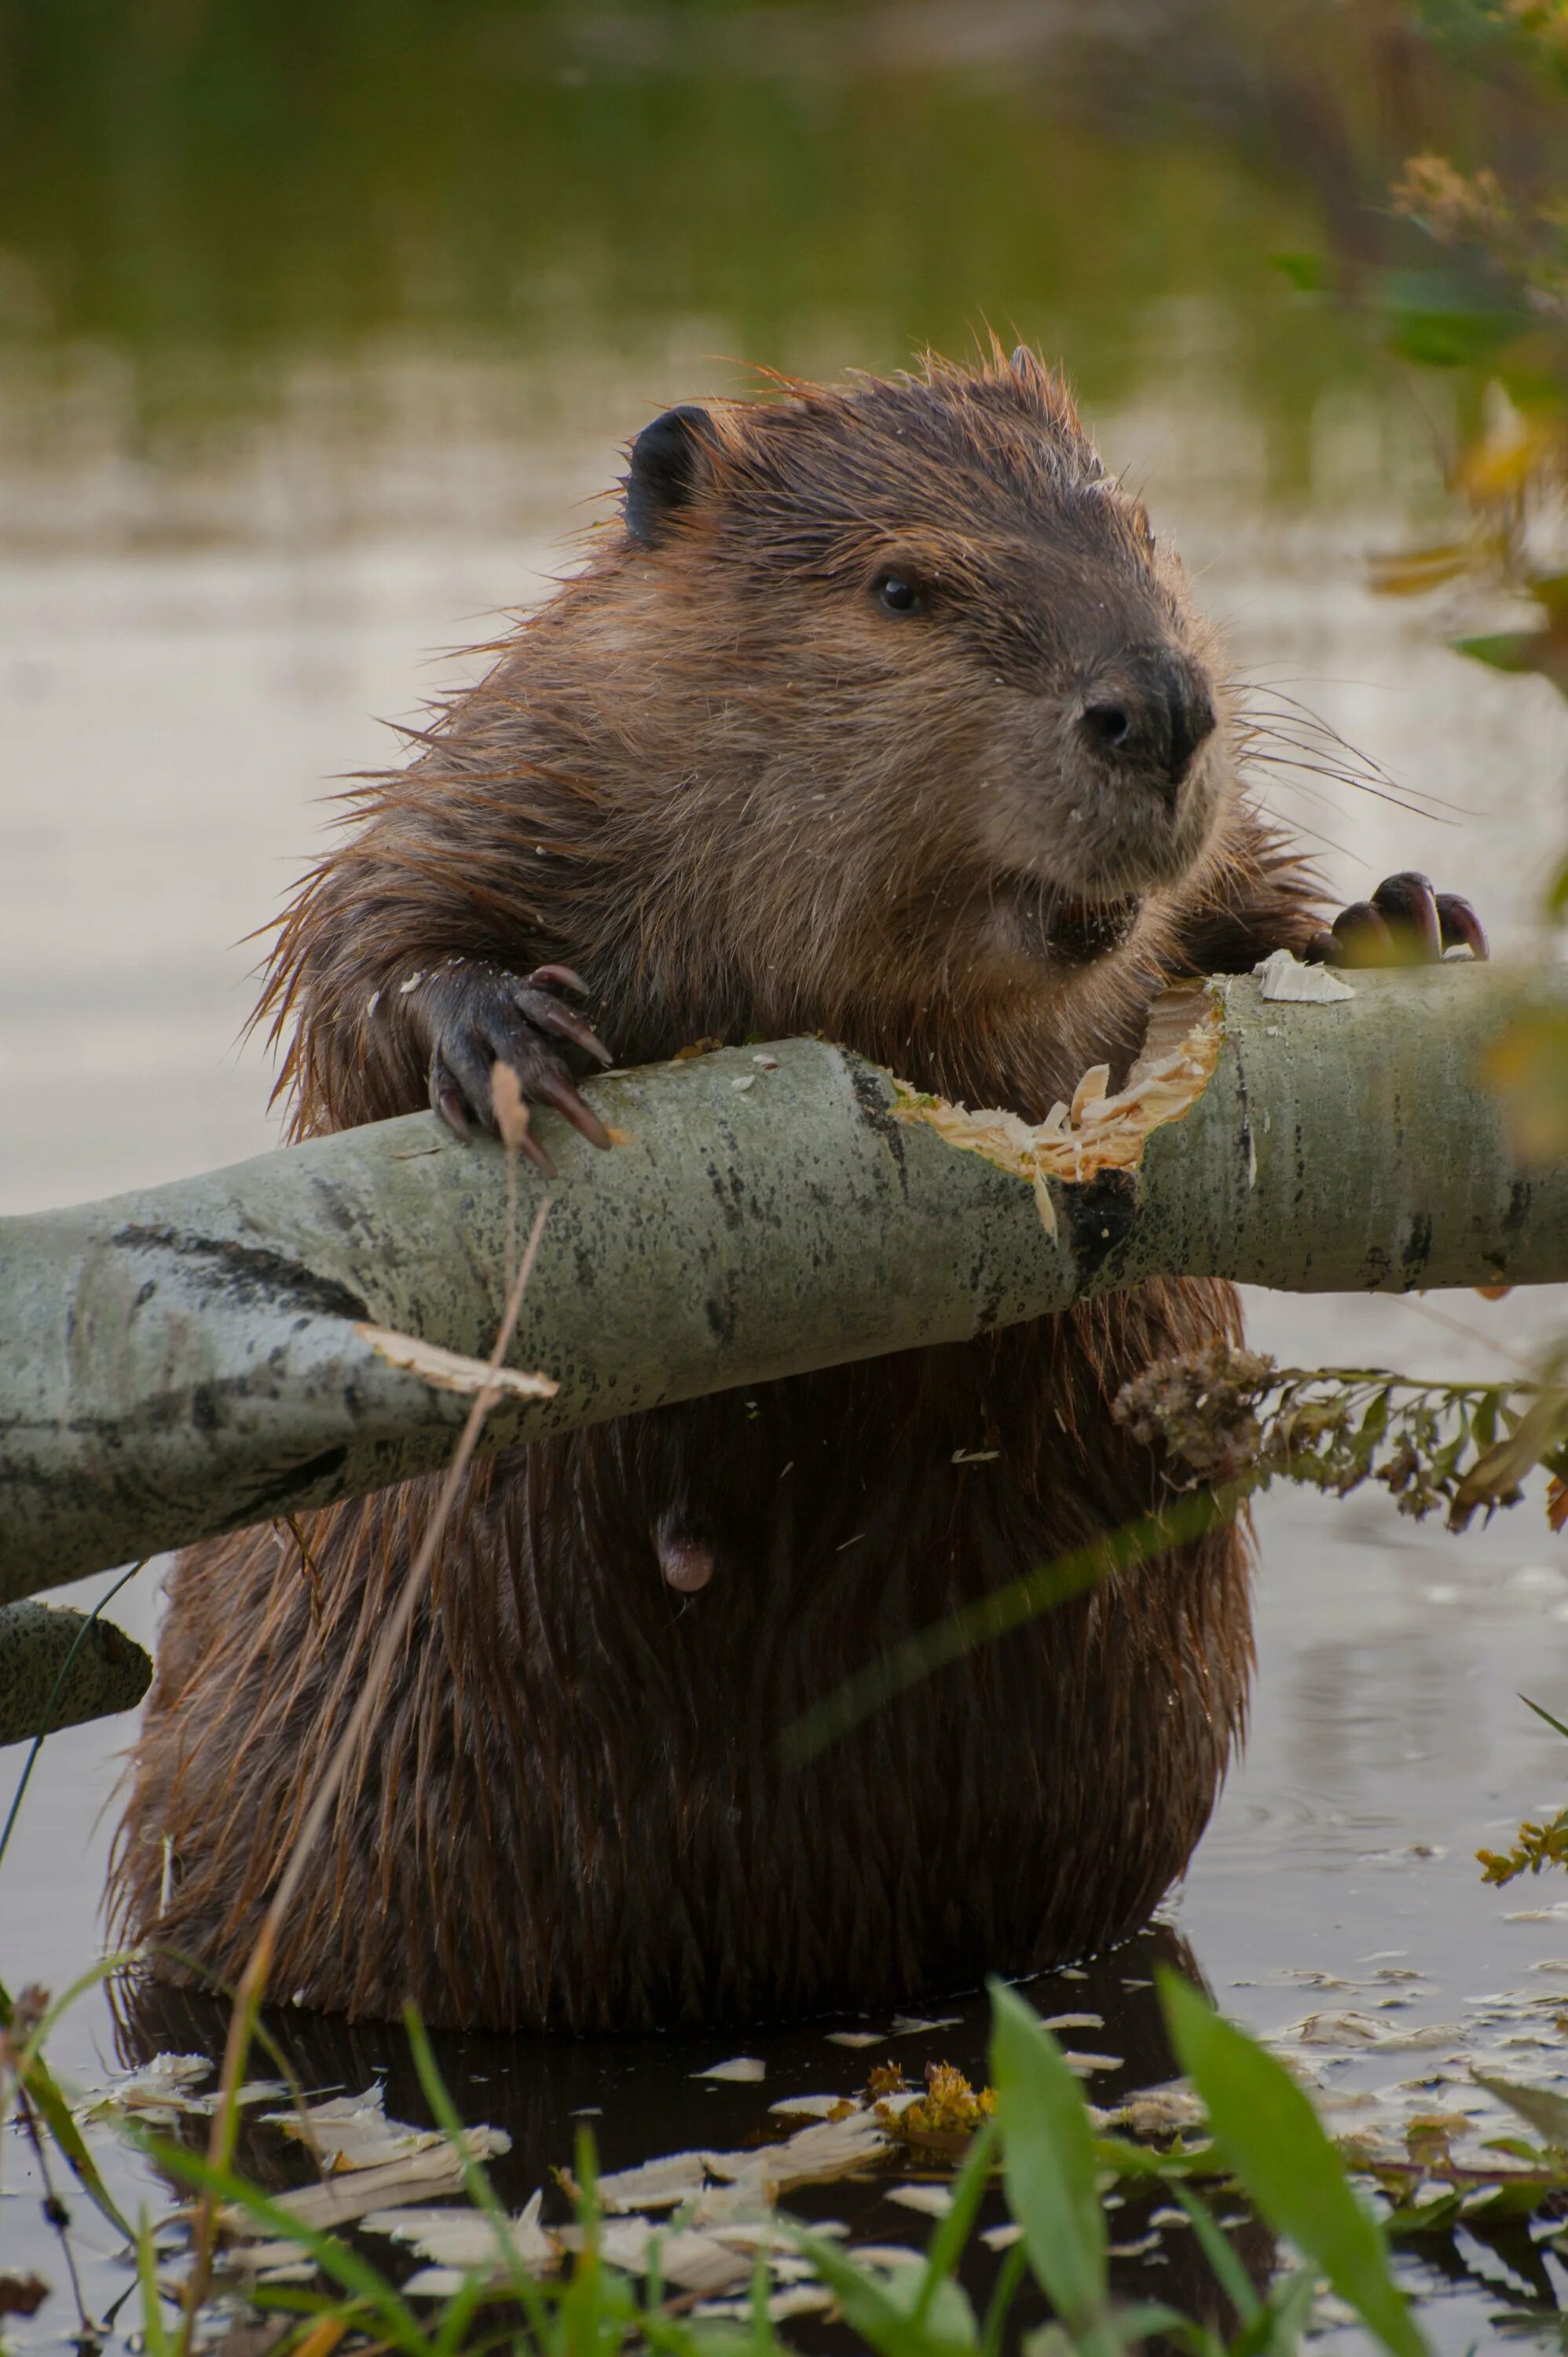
[361,2190,556,2276]
[595,2152,711,2212]
[756,2107,891,2187]
[359,1326,558,1403]
[555,2219,753,2299]
[269,2081,418,2168]
[221,2243,320,2284]
[693,2288,835,2322]
[241,2130,511,2233]
[891,986,1220,1227]
[887,2183,953,2216]
[402,2268,475,2300]
[693,2055,765,2083]
[78,2052,211,2125]
[81,2055,288,2129]
[1253,948,1355,1003]
[699,2148,771,2186]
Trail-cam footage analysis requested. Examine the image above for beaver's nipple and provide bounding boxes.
[658,1528,715,1594]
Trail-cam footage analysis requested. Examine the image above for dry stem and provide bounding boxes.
[179,1196,552,2344]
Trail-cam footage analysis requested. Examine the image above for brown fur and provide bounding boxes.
[111,351,1325,2030]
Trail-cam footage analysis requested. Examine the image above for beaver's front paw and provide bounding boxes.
[422,962,614,1171]
[1303,872,1489,970]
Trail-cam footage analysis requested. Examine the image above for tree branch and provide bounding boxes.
[2,965,1564,1647]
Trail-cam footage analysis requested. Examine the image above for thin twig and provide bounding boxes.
[181,1197,551,2344]
[16,2087,101,2348]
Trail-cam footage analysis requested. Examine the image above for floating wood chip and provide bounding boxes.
[241,2130,511,2234]
[761,2108,890,2187]
[595,2152,711,2213]
[363,2189,556,2276]
[269,2081,425,2168]
[694,2288,836,2323]
[359,1326,559,1402]
[555,2219,754,2298]
[79,2052,211,2126]
[887,2183,953,2217]
[891,987,1222,1230]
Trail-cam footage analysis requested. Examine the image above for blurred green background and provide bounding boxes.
[1,0,1563,482]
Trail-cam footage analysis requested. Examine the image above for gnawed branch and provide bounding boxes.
[2,964,1566,1655]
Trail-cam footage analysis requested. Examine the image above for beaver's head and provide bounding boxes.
[592,350,1238,1010]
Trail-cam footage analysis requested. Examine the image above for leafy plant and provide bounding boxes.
[1114,1338,1568,1529]
[1160,1975,1427,2357]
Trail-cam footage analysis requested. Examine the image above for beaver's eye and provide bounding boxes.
[873,570,925,617]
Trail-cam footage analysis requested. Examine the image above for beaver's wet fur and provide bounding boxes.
[112,350,1326,2030]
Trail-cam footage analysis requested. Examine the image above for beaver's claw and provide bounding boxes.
[423,962,614,1172]
[1302,872,1489,970]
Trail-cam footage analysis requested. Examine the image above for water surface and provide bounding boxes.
[7,9,1568,2347]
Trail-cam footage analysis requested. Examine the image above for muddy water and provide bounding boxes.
[4,354,1568,2352]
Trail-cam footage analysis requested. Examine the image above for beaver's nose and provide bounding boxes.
[1079,650,1216,802]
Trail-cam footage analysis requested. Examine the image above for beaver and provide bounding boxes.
[109,348,1484,2031]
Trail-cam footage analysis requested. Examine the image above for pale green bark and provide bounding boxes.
[2,965,1565,1672]
[0,1602,153,1747]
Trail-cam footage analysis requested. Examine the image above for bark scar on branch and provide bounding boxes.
[887,984,1224,1232]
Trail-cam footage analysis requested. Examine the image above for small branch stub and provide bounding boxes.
[0,1603,152,1748]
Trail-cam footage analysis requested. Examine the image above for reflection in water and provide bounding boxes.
[7,5,1568,2348]
[108,1928,1267,2348]
[5,2,1545,426]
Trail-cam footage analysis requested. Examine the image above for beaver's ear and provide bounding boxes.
[624,405,715,546]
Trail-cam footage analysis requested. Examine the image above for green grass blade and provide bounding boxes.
[134,2208,177,2357]
[139,2132,434,2357]
[16,1952,141,2068]
[1471,2071,1568,2149]
[2,1977,134,2242]
[786,1490,1235,1761]
[1163,2181,1260,2326]
[1521,1693,1568,1745]
[914,2117,998,2323]
[987,1978,1108,2338]
[979,2240,1028,2357]
[792,2229,976,2357]
[1159,1973,1427,2357]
